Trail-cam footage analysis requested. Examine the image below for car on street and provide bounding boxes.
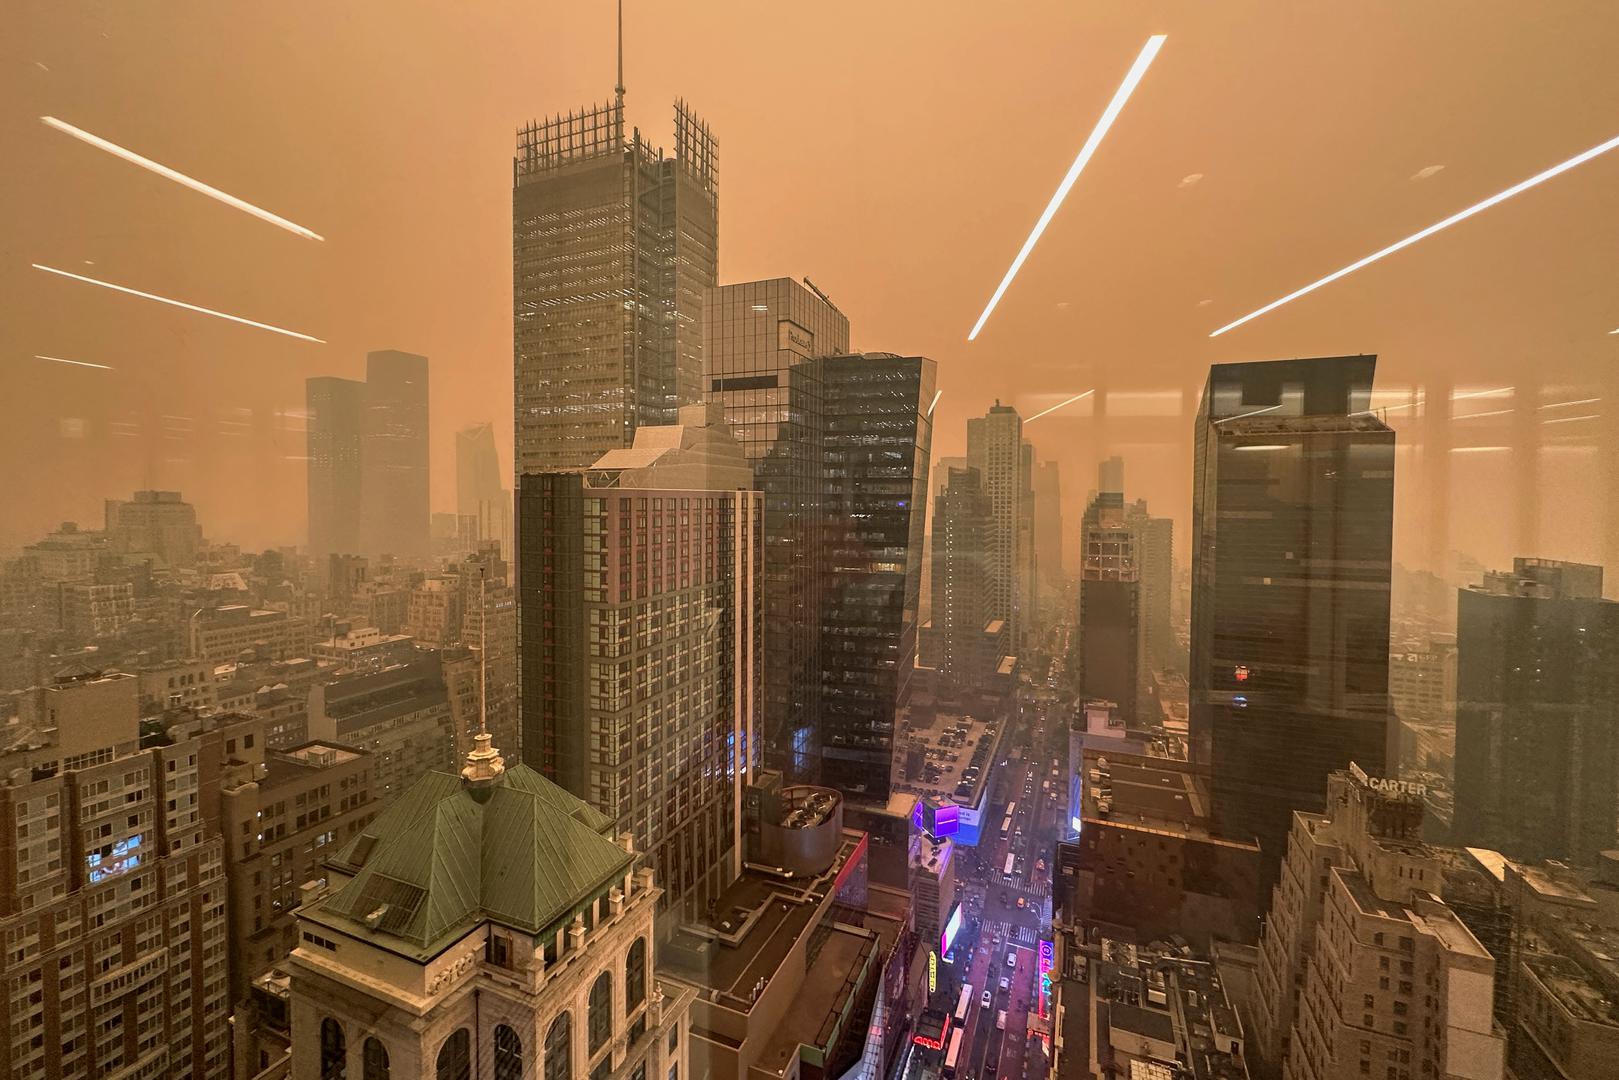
[1006,950,1017,968]
[1000,977,1010,991]
[1016,896,1025,908]
[981,988,992,1009]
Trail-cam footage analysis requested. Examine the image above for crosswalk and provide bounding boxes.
[979,920,1042,946]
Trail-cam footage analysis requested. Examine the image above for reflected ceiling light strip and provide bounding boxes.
[1024,390,1094,424]
[1210,131,1619,337]
[35,353,112,370]
[1214,402,1283,425]
[927,390,943,417]
[967,34,1166,341]
[1449,446,1510,453]
[1451,386,1514,401]
[41,116,325,241]
[1543,413,1599,425]
[1610,327,1619,335]
[32,264,325,343]
[1455,408,1513,421]
[1539,397,1600,410]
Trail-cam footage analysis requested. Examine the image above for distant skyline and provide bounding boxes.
[5,2,1618,574]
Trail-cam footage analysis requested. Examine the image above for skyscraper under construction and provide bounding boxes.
[512,96,718,475]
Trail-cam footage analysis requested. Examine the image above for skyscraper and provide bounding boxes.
[1190,355,1395,888]
[518,405,760,926]
[931,465,994,690]
[703,277,849,783]
[306,376,364,560]
[513,98,718,475]
[967,403,1030,655]
[1452,558,1619,866]
[358,349,430,560]
[1078,499,1140,723]
[817,353,935,802]
[103,489,202,567]
[1033,459,1065,598]
[1128,502,1175,675]
[456,421,512,560]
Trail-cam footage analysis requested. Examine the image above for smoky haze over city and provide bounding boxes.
[5,4,1619,1080]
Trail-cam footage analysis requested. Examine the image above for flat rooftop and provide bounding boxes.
[1080,751,1256,851]
[892,704,1005,808]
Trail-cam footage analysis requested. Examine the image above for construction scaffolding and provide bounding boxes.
[515,100,625,181]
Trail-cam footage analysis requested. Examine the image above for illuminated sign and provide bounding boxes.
[1038,939,1055,1019]
[913,801,925,831]
[933,804,960,838]
[1349,761,1429,798]
[929,951,938,992]
[1233,664,1250,682]
[940,902,964,957]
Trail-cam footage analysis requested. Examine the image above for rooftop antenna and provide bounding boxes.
[461,567,505,788]
[615,0,626,111]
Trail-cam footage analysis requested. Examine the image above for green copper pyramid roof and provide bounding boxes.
[317,764,632,958]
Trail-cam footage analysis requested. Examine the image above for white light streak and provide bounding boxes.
[1539,397,1600,410]
[1543,413,1599,425]
[1449,446,1510,454]
[1455,408,1513,421]
[1214,403,1283,425]
[1609,327,1619,335]
[41,116,324,241]
[1211,131,1619,337]
[33,264,325,343]
[1452,386,1514,401]
[35,353,112,371]
[927,390,943,417]
[968,34,1166,341]
[1024,390,1094,424]
[1231,444,1290,452]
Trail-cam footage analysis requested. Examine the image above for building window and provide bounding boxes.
[436,1029,470,1080]
[589,971,613,1052]
[320,1018,345,1079]
[545,1013,572,1080]
[363,1038,389,1080]
[626,937,647,1012]
[494,1025,523,1080]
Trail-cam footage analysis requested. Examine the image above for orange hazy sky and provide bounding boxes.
[4,1,1619,573]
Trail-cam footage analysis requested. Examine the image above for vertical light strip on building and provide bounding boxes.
[968,34,1167,341]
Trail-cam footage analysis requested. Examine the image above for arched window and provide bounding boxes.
[625,938,647,1012]
[588,971,613,1053]
[320,1017,346,1079]
[363,1038,390,1080]
[545,1012,573,1080]
[494,1025,523,1080]
[436,1028,470,1080]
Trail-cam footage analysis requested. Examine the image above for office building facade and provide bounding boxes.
[513,99,718,474]
[1190,356,1395,887]
[817,353,935,803]
[1079,499,1141,724]
[518,405,760,925]
[702,277,850,783]
[931,465,995,690]
[1452,558,1619,866]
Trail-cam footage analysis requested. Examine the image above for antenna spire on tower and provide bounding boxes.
[461,566,505,787]
[615,0,626,109]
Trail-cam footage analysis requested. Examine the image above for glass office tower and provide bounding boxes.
[1190,355,1395,889]
[703,278,850,783]
[512,99,718,475]
[816,353,935,803]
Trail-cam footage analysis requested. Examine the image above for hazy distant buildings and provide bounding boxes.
[104,490,201,567]
[190,605,311,667]
[1129,500,1175,675]
[513,98,718,474]
[1250,765,1504,1080]
[358,349,430,560]
[968,403,1031,656]
[306,376,365,562]
[1190,356,1395,887]
[455,421,512,560]
[703,277,849,783]
[518,405,760,926]
[1453,558,1619,866]
[1034,458,1065,599]
[306,653,456,804]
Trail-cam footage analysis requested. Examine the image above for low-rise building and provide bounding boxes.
[306,654,454,804]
